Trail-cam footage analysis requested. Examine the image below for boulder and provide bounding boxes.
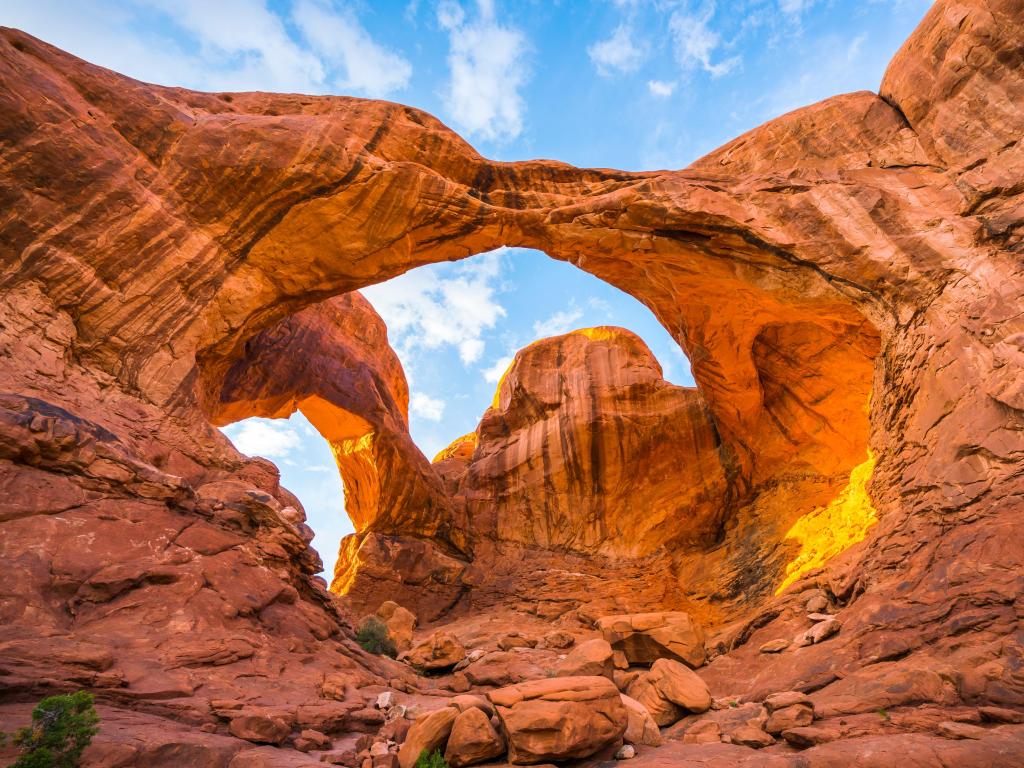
[489,676,627,764]
[406,631,466,671]
[443,707,506,767]
[293,729,331,752]
[596,612,705,668]
[397,707,459,768]
[730,724,774,749]
[806,619,841,644]
[463,652,544,687]
[377,601,417,653]
[765,704,813,734]
[554,638,614,678]
[228,714,290,745]
[625,674,683,727]
[449,695,495,718]
[620,695,662,746]
[647,658,711,713]
[541,631,575,650]
[764,691,812,713]
[497,633,537,651]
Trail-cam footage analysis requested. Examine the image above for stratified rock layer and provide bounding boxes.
[1,0,1023,763]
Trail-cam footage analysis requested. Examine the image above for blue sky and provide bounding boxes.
[4,0,932,576]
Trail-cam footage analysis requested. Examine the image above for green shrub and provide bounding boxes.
[356,616,397,657]
[9,690,100,768]
[415,749,449,768]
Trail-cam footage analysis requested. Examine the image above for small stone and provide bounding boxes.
[376,692,396,710]
[805,594,829,613]
[807,612,834,623]
[806,619,841,644]
[759,639,789,654]
[615,745,636,760]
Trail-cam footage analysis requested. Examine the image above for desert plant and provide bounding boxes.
[355,616,397,657]
[415,749,449,768]
[10,690,100,768]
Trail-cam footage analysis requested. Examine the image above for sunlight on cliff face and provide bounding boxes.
[776,450,878,594]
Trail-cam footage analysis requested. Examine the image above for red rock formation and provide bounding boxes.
[0,0,1023,762]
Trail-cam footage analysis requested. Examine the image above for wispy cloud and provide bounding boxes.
[222,418,301,459]
[669,3,740,78]
[588,24,645,75]
[362,249,508,366]
[4,0,411,96]
[482,354,514,384]
[533,306,584,338]
[437,0,529,141]
[292,0,412,96]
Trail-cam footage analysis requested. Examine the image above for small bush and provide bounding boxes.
[356,616,397,657]
[10,690,100,768]
[415,750,449,768]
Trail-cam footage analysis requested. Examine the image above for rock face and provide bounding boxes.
[1,1,1023,764]
[434,328,729,557]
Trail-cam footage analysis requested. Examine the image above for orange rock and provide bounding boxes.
[489,676,627,764]
[397,707,458,768]
[620,695,663,747]
[376,601,417,653]
[405,630,466,671]
[554,638,614,679]
[597,612,706,668]
[443,707,505,768]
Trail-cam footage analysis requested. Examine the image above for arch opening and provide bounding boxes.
[200,230,881,624]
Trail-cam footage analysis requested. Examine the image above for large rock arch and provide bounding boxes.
[0,0,1022,761]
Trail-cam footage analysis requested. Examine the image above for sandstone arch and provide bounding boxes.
[1,0,1022,759]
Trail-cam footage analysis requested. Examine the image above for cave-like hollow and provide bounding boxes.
[197,234,882,628]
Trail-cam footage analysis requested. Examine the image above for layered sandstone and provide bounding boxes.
[0,0,1022,764]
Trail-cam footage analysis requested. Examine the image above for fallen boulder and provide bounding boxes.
[489,676,627,764]
[406,631,466,671]
[397,707,459,768]
[554,638,614,678]
[444,706,506,767]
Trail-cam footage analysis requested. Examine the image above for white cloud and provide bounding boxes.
[305,464,333,473]
[410,392,446,421]
[669,4,740,78]
[437,0,529,141]
[222,419,301,458]
[647,79,676,97]
[533,307,584,338]
[4,0,410,96]
[588,24,644,75]
[482,354,514,384]
[292,0,412,96]
[362,248,508,365]
[779,0,815,15]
